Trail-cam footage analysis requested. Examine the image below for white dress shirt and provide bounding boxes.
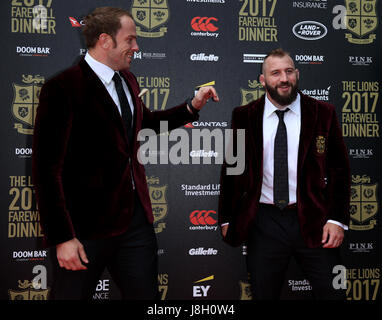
[260,93,300,205]
[84,52,134,123]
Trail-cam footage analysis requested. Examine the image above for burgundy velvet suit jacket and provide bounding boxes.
[32,58,198,247]
[218,93,351,248]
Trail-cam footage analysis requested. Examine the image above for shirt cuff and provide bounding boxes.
[327,219,348,230]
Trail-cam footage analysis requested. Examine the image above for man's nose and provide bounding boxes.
[280,72,288,82]
[132,40,139,52]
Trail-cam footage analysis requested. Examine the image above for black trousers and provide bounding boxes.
[50,192,159,300]
[246,204,345,300]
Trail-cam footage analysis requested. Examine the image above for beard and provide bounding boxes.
[264,78,299,106]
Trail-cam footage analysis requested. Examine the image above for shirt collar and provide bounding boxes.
[84,52,115,85]
[264,93,301,118]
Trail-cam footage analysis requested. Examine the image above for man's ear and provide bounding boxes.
[98,33,111,49]
[259,74,265,87]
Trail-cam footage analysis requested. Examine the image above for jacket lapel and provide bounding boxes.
[247,96,265,196]
[297,93,318,174]
[248,96,265,159]
[120,70,142,148]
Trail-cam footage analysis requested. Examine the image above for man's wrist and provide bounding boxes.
[186,97,199,114]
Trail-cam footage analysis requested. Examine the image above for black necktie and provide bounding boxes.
[113,72,133,146]
[274,109,289,210]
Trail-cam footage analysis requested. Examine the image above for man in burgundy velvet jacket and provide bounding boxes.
[218,49,350,299]
[32,7,218,300]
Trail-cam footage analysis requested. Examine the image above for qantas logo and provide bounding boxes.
[184,121,228,128]
[69,17,84,27]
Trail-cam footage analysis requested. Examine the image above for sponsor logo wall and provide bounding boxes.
[1,0,381,301]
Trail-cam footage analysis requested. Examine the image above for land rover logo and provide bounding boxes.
[292,21,327,40]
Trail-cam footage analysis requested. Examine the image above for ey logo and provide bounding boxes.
[193,275,214,297]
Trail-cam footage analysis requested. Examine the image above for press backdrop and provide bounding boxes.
[1,0,381,300]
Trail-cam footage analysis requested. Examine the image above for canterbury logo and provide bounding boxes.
[191,17,218,32]
[190,210,217,225]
